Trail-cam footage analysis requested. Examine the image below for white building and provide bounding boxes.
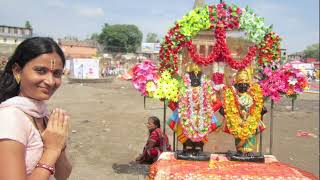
[0,25,33,56]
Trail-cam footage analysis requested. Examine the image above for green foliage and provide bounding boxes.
[146,33,159,43]
[25,21,32,29]
[98,24,143,53]
[304,43,319,60]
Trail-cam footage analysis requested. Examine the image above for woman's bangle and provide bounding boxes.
[35,163,55,175]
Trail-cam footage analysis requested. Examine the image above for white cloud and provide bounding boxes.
[74,6,105,18]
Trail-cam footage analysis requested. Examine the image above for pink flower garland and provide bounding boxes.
[259,64,308,102]
[132,60,158,96]
[282,64,308,98]
[259,67,287,102]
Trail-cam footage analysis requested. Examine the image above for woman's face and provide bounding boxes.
[13,52,64,101]
[146,119,157,130]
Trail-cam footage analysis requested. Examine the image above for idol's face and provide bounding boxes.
[235,83,250,93]
[189,71,202,87]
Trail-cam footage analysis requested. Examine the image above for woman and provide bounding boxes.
[0,37,72,180]
[136,116,171,164]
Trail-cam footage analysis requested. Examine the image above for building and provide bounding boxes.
[58,38,98,59]
[306,58,319,69]
[0,25,33,70]
[0,25,33,56]
[287,52,305,62]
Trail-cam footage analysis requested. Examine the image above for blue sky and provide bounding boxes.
[0,0,319,53]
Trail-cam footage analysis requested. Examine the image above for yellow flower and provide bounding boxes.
[223,84,263,140]
[161,70,171,80]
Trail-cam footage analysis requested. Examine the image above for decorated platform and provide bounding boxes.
[131,1,317,179]
[148,152,318,179]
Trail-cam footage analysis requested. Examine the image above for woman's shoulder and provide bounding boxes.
[151,128,163,136]
[0,106,33,129]
[0,106,27,117]
[0,107,34,146]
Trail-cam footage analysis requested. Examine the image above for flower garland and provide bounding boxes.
[239,7,271,44]
[212,72,224,85]
[159,3,280,74]
[146,70,180,102]
[132,60,158,96]
[179,74,216,142]
[223,83,263,140]
[257,32,281,66]
[258,67,287,102]
[185,27,258,69]
[258,64,309,102]
[282,64,309,100]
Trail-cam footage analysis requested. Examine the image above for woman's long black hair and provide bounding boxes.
[0,37,65,103]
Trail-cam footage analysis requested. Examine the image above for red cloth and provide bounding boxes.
[211,99,222,112]
[149,128,171,151]
[168,101,178,111]
[140,128,171,163]
[149,159,318,179]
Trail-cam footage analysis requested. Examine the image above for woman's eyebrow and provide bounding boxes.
[32,66,63,71]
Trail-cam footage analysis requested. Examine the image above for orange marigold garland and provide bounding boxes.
[223,83,263,140]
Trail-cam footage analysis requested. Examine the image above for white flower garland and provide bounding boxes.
[186,73,206,132]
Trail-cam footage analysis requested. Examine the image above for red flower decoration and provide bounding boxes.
[212,72,224,84]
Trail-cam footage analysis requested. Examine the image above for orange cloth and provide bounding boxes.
[149,153,317,180]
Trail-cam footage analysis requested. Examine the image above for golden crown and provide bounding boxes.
[185,62,201,74]
[235,68,251,84]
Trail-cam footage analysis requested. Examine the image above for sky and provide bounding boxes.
[0,0,319,54]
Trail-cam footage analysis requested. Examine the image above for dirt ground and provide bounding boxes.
[48,77,319,180]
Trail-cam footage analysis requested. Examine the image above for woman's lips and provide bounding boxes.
[39,87,50,94]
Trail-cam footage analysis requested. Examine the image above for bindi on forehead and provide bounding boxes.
[27,53,63,68]
[50,59,56,71]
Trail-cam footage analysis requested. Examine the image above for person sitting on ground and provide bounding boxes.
[136,116,171,164]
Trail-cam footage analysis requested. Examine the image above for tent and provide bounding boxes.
[69,58,100,79]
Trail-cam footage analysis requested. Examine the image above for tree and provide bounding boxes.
[146,33,159,43]
[304,43,319,60]
[25,21,32,29]
[98,24,143,53]
[90,33,103,54]
[90,33,100,41]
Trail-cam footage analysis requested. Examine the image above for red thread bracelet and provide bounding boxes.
[35,163,55,175]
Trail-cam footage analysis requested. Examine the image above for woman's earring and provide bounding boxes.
[15,75,21,84]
